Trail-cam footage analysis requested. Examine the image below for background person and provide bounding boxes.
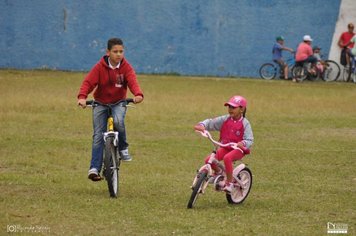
[338,23,355,69]
[346,34,356,57]
[272,36,294,80]
[295,35,317,82]
[313,46,326,75]
[77,38,144,181]
[344,34,356,81]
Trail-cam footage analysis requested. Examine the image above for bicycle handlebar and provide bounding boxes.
[196,130,250,154]
[85,98,134,107]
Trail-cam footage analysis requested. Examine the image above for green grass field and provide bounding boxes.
[0,70,355,235]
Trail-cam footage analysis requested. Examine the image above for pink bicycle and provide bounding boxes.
[187,130,253,208]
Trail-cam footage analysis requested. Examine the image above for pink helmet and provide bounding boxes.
[224,95,247,108]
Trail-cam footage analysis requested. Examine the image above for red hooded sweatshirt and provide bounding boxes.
[77,56,143,104]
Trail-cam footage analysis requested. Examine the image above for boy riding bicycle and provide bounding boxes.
[77,38,144,181]
[272,36,294,80]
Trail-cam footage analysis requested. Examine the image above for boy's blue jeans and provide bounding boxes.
[90,103,127,171]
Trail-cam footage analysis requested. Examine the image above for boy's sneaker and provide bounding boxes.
[223,182,234,194]
[88,168,102,181]
[120,149,132,161]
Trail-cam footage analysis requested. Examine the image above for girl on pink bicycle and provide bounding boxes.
[194,95,254,193]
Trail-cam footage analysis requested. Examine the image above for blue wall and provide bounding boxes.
[0,0,341,78]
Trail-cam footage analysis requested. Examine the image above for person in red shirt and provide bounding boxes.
[77,38,144,181]
[194,96,254,193]
[338,23,355,56]
[338,23,355,80]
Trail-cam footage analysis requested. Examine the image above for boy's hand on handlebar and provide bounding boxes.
[78,99,87,108]
[133,95,143,104]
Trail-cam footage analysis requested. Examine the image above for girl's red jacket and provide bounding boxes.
[77,56,143,104]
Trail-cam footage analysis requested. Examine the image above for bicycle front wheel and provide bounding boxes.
[103,136,119,198]
[342,67,350,82]
[322,60,340,82]
[187,171,208,209]
[259,63,277,80]
[226,167,252,204]
[292,66,307,82]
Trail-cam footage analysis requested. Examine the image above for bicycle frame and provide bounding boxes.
[284,57,296,69]
[259,56,295,80]
[86,98,134,198]
[104,116,119,147]
[87,99,134,146]
[273,57,295,75]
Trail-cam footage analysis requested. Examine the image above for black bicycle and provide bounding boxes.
[342,56,356,83]
[86,99,134,198]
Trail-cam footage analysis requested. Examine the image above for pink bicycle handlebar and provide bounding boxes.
[196,130,250,154]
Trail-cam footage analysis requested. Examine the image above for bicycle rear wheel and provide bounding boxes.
[226,167,252,204]
[259,63,277,80]
[187,171,208,209]
[103,136,120,198]
[322,60,340,82]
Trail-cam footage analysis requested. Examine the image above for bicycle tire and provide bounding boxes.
[187,171,208,209]
[103,136,119,198]
[226,167,252,204]
[292,66,307,82]
[322,60,340,82]
[259,63,277,80]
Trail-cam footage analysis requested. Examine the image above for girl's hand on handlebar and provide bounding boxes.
[78,99,87,108]
[236,141,245,148]
[194,124,205,132]
[133,96,143,104]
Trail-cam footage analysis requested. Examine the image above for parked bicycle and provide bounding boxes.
[187,130,252,209]
[342,56,356,83]
[259,57,295,80]
[86,98,134,198]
